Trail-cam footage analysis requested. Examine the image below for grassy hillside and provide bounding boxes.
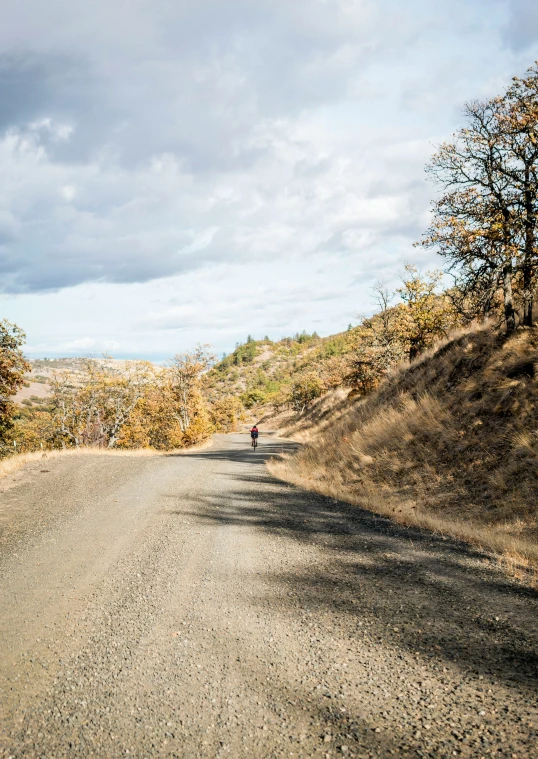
[269,324,538,573]
[204,330,357,415]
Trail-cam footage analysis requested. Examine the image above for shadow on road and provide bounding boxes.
[174,437,538,695]
[167,435,298,466]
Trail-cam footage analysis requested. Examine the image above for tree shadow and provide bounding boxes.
[166,435,299,466]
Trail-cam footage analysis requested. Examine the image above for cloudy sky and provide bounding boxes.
[1,0,538,359]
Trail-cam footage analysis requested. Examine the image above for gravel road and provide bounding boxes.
[1,434,537,758]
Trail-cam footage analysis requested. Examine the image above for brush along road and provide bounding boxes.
[0,435,537,758]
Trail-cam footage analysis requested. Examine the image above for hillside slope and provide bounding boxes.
[204,330,356,414]
[270,324,538,570]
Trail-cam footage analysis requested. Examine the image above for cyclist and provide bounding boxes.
[250,424,259,448]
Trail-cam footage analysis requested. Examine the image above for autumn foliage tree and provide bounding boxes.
[290,372,324,413]
[422,62,538,331]
[501,68,538,325]
[0,320,31,451]
[209,395,244,432]
[348,283,405,393]
[168,345,216,435]
[348,269,457,394]
[50,358,155,448]
[396,265,457,359]
[45,347,217,452]
[423,99,519,331]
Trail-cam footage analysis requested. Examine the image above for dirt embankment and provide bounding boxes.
[268,325,538,574]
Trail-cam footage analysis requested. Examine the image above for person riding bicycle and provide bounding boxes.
[250,425,259,440]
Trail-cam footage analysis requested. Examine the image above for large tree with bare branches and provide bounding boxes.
[422,64,538,331]
[422,97,519,332]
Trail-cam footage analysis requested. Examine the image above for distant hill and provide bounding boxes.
[13,357,160,407]
[203,329,357,418]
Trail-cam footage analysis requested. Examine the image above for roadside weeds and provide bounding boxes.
[0,437,214,481]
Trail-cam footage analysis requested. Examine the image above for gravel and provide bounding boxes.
[0,434,537,758]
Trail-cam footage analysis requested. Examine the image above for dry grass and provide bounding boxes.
[268,324,538,581]
[13,380,51,404]
[259,387,351,441]
[0,437,213,481]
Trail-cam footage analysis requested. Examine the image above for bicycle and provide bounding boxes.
[251,436,258,450]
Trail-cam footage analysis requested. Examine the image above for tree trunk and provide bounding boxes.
[523,171,535,327]
[523,257,533,326]
[409,338,423,361]
[503,261,516,333]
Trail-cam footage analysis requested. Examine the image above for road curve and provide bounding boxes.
[0,434,537,758]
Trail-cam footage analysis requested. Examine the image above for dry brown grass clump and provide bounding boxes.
[269,324,538,573]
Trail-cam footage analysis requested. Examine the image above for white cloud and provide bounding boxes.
[61,185,76,201]
[29,117,73,140]
[1,0,538,354]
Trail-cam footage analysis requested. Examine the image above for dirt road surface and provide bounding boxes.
[1,435,537,758]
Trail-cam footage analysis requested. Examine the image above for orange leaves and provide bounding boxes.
[0,319,31,449]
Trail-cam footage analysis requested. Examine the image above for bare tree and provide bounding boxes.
[500,67,538,325]
[423,97,518,333]
[372,281,396,334]
[168,345,215,432]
